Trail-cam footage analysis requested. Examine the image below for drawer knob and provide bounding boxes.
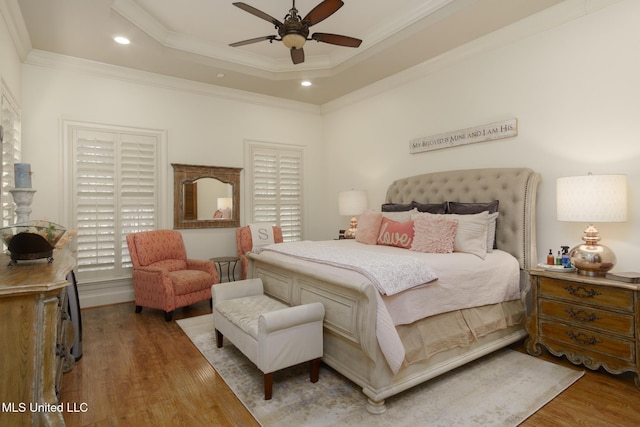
[566,330,601,346]
[565,308,601,323]
[564,285,601,299]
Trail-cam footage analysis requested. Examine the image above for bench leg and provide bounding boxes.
[215,329,224,348]
[310,358,321,383]
[264,372,273,400]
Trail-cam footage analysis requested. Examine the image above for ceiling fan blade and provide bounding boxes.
[312,33,362,48]
[229,35,277,47]
[303,0,344,26]
[291,47,305,64]
[232,2,283,28]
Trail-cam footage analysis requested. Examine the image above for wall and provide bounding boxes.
[20,54,324,306]
[321,0,640,272]
[14,0,640,306]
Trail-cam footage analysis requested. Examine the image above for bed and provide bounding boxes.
[247,167,540,413]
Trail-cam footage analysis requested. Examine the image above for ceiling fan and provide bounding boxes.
[229,0,362,65]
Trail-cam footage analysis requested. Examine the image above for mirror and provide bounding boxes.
[172,163,242,229]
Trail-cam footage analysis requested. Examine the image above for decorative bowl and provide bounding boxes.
[1,221,66,264]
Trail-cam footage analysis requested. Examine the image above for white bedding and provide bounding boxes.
[258,240,438,295]
[252,239,521,374]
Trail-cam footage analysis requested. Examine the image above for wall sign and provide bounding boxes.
[409,118,518,154]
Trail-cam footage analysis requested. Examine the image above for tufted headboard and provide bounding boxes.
[385,168,540,270]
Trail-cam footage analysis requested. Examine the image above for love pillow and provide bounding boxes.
[377,217,414,249]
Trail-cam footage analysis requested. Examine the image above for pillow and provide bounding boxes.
[381,202,413,212]
[411,215,458,254]
[486,212,499,252]
[412,201,447,214]
[377,217,414,249]
[447,200,499,214]
[381,208,417,223]
[447,200,499,249]
[355,210,383,245]
[413,211,489,259]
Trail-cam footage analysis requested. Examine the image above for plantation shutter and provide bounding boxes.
[72,127,158,280]
[119,135,158,267]
[250,143,303,242]
[1,92,21,228]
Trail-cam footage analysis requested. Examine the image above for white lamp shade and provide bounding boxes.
[338,190,368,216]
[217,197,233,210]
[557,174,627,222]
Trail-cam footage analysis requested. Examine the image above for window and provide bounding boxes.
[65,122,166,282]
[1,86,21,228]
[246,141,304,241]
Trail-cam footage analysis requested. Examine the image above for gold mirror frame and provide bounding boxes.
[172,163,242,229]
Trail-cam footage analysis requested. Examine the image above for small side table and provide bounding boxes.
[211,256,239,283]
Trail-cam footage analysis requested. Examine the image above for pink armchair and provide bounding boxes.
[236,226,283,280]
[126,230,219,321]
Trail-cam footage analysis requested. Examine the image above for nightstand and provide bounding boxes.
[526,268,640,389]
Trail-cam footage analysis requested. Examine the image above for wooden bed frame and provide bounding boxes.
[248,167,540,413]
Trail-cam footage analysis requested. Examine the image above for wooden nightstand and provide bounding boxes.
[526,268,640,389]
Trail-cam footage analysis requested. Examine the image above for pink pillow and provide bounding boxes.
[356,210,383,245]
[377,217,414,249]
[411,215,458,254]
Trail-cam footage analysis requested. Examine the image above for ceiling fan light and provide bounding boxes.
[282,33,306,49]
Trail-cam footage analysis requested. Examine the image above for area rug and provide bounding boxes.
[177,314,583,426]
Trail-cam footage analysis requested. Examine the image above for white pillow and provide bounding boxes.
[382,208,417,223]
[412,211,489,259]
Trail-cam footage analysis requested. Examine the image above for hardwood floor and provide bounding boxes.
[61,301,640,426]
[60,301,259,427]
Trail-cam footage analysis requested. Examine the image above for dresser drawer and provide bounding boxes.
[540,299,635,337]
[539,277,634,312]
[540,320,635,362]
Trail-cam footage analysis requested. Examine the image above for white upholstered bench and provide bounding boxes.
[212,278,325,400]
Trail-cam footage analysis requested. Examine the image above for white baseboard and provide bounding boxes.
[77,277,134,308]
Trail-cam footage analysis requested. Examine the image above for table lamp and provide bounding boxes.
[217,197,233,219]
[556,174,627,276]
[338,190,368,239]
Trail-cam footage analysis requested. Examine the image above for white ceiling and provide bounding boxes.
[15,0,564,105]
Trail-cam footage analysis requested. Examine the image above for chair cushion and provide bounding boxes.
[169,270,216,296]
[215,295,288,339]
[133,230,187,266]
[152,259,188,272]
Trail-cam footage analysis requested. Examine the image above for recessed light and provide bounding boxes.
[217,73,225,79]
[301,80,312,87]
[114,36,130,45]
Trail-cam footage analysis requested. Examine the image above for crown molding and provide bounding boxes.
[111,0,456,75]
[111,0,336,73]
[0,0,32,60]
[24,49,321,115]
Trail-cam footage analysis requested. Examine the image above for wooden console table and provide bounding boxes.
[0,249,75,427]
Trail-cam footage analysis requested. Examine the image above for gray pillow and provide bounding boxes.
[412,201,447,214]
[381,203,413,212]
[447,200,499,215]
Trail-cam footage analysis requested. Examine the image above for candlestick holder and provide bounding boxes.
[9,188,37,223]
